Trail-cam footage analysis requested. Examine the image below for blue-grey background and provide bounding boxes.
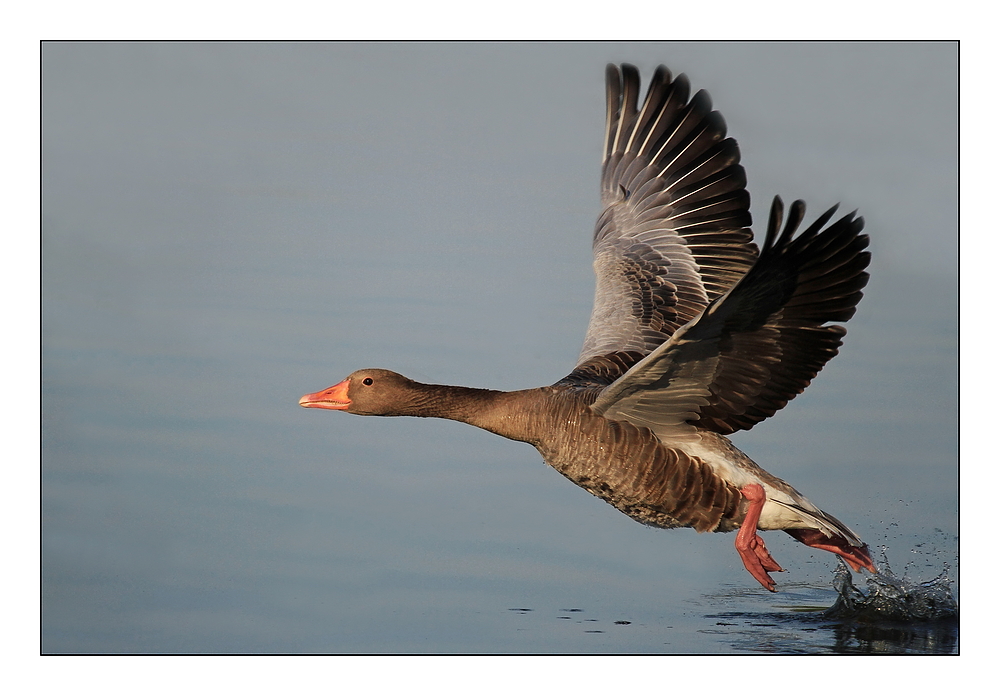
[41,41,957,654]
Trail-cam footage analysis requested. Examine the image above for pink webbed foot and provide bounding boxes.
[786,528,876,573]
[735,483,784,592]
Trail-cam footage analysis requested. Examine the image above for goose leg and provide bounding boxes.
[735,483,784,592]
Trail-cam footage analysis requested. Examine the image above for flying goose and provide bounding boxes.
[300,64,875,591]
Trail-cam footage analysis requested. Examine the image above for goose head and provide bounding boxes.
[299,369,418,416]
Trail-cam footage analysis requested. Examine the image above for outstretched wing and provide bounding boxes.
[591,197,871,437]
[563,64,758,388]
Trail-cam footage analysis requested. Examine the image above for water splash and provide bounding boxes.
[825,547,958,622]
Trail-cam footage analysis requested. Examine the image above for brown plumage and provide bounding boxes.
[300,64,876,591]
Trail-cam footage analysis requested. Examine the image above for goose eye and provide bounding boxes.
[362,377,374,386]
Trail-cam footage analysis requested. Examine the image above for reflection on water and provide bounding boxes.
[828,615,958,655]
[700,603,958,655]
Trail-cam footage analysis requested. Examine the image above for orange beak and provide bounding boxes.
[299,378,351,410]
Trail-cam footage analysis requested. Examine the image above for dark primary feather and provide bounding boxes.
[690,197,869,434]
